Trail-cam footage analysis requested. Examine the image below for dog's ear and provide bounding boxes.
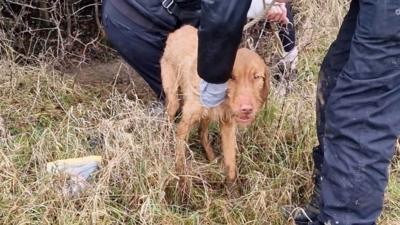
[261,66,270,102]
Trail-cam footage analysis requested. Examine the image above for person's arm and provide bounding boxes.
[197,0,251,108]
[197,0,289,85]
[198,0,251,84]
[197,0,289,108]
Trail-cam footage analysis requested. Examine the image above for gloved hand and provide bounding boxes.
[199,78,228,108]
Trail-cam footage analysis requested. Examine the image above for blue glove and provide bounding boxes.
[199,79,228,108]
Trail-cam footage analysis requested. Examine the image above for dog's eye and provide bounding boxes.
[254,74,263,80]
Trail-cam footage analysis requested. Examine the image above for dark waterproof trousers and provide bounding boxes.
[314,0,400,224]
[279,3,296,53]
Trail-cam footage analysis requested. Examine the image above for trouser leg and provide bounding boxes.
[314,0,360,187]
[278,3,296,52]
[318,0,400,224]
[295,2,360,224]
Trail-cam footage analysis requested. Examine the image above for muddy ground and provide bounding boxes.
[64,59,157,103]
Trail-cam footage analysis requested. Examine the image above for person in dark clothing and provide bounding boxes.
[102,0,190,100]
[102,0,287,105]
[294,0,400,224]
[247,1,297,80]
[278,2,295,54]
[277,2,297,79]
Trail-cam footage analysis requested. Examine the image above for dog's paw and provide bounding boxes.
[225,179,242,199]
[177,176,191,203]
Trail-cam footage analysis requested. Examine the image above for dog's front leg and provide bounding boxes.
[199,118,216,161]
[220,120,238,185]
[176,122,190,176]
[175,111,200,199]
[175,110,200,175]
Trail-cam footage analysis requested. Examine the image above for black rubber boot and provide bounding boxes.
[293,187,320,225]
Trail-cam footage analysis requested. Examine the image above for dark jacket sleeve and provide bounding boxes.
[197,0,251,84]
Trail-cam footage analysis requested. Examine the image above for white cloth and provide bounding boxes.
[247,0,274,18]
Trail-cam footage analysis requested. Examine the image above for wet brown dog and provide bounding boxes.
[161,25,270,192]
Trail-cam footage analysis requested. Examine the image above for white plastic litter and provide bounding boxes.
[47,156,102,197]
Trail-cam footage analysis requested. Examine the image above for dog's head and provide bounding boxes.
[226,48,270,126]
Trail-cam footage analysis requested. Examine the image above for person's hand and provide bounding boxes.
[247,0,289,24]
[199,79,228,108]
[266,3,289,24]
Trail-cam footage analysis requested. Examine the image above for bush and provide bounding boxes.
[0,0,106,64]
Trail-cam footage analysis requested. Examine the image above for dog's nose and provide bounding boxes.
[240,105,253,115]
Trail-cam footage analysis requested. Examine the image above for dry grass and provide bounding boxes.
[0,0,399,224]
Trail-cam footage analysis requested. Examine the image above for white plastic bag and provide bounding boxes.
[47,156,102,197]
